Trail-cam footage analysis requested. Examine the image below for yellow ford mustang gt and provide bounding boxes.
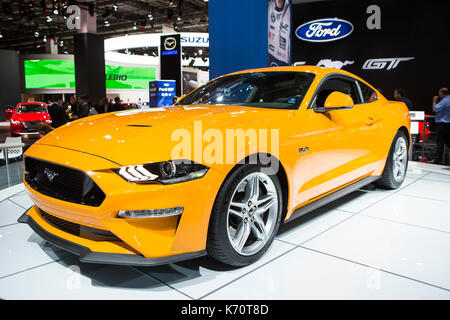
[19,66,410,266]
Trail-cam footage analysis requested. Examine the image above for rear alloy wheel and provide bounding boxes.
[207,165,282,266]
[392,137,408,183]
[375,131,409,189]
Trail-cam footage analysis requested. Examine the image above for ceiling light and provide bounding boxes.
[52,0,59,14]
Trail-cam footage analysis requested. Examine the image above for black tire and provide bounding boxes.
[375,130,409,189]
[206,165,283,267]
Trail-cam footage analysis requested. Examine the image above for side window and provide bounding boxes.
[358,80,378,103]
[313,77,360,108]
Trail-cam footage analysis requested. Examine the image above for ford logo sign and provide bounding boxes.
[295,18,354,42]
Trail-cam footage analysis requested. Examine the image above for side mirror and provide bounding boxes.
[315,91,354,113]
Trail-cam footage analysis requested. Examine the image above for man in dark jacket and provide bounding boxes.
[109,97,125,112]
[47,100,69,128]
[77,96,90,118]
[394,88,413,110]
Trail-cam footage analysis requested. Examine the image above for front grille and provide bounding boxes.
[41,210,80,236]
[23,121,42,129]
[24,156,106,207]
[40,209,120,242]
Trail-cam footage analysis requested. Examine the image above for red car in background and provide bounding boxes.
[418,118,431,142]
[9,102,52,136]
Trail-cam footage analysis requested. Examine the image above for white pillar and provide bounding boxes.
[45,38,58,54]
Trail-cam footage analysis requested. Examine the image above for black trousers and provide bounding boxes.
[434,122,450,163]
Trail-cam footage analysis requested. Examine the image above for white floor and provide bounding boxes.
[0,162,449,300]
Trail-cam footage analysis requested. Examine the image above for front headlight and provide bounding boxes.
[112,160,208,184]
[11,119,21,125]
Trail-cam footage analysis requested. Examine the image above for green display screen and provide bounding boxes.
[24,59,156,89]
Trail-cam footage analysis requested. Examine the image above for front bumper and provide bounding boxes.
[22,143,226,264]
[18,210,206,266]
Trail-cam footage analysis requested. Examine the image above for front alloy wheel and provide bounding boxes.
[207,165,282,266]
[227,172,279,256]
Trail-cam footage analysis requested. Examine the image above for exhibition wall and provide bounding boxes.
[209,0,448,113]
[291,0,449,112]
[209,0,268,79]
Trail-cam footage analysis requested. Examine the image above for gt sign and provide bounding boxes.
[295,18,354,42]
[362,57,415,70]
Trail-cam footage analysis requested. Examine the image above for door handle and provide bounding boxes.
[366,116,375,126]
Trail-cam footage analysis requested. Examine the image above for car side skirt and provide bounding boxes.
[18,211,207,266]
[285,175,380,223]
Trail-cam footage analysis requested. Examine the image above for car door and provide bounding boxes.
[290,75,377,209]
[355,79,387,165]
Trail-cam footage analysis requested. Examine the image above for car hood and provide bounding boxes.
[13,112,50,122]
[34,105,288,166]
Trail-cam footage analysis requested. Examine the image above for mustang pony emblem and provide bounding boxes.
[44,168,59,182]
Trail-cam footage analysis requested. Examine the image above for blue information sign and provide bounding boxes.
[149,80,176,107]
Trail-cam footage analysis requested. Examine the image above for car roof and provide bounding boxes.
[229,65,364,81]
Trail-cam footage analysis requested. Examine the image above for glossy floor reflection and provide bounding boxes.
[0,162,449,299]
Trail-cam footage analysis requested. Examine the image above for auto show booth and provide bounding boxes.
[0,0,450,302]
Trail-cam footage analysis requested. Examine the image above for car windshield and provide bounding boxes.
[177,71,315,109]
[17,104,46,113]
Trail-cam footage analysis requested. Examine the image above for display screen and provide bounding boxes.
[24,59,156,89]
